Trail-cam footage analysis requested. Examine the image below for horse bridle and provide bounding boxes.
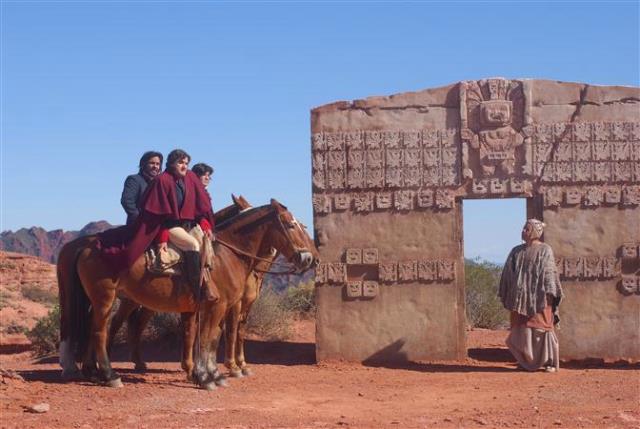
[213,205,312,275]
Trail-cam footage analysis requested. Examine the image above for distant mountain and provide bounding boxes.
[0,221,114,263]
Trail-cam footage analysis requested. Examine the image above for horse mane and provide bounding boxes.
[215,204,274,233]
[214,203,243,225]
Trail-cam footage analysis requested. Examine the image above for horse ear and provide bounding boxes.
[232,194,239,204]
[238,195,251,208]
[270,198,287,211]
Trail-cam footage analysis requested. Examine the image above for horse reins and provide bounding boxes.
[214,237,304,275]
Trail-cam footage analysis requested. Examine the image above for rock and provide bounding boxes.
[26,403,50,413]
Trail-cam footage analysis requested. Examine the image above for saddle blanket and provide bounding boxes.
[144,225,214,276]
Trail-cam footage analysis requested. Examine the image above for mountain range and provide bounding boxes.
[0,221,114,263]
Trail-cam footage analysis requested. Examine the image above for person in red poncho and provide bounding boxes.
[98,149,218,302]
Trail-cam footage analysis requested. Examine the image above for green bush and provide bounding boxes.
[465,259,509,329]
[21,284,57,304]
[246,288,292,341]
[147,312,181,343]
[281,280,316,315]
[27,305,61,356]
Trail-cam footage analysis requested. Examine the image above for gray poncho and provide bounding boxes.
[498,243,563,317]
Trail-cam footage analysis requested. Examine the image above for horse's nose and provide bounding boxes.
[295,251,313,270]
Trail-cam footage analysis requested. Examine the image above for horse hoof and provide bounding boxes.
[61,368,82,381]
[134,363,147,372]
[214,376,229,387]
[241,367,253,377]
[105,378,123,388]
[203,381,217,391]
[229,369,243,378]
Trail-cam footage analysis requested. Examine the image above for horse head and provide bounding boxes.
[267,198,319,272]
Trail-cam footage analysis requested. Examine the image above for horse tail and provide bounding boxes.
[57,236,95,375]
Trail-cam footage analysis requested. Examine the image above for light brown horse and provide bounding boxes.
[110,195,316,379]
[107,195,255,371]
[58,199,317,390]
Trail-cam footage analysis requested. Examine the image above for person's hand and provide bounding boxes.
[158,242,168,253]
[204,229,213,240]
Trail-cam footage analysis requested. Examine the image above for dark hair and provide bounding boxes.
[138,151,163,173]
[192,163,214,177]
[166,149,191,169]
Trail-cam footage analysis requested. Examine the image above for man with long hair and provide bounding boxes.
[121,151,163,226]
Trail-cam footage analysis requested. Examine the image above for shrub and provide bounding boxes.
[27,305,61,356]
[147,312,181,344]
[465,259,509,329]
[21,284,57,304]
[281,280,316,315]
[246,288,292,341]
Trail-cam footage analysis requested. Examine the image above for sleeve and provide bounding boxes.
[156,228,169,244]
[121,176,140,219]
[199,217,212,232]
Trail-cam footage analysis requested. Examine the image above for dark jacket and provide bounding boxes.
[121,173,149,226]
[99,170,214,272]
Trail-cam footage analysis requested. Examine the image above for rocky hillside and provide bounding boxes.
[0,221,113,263]
[0,252,57,345]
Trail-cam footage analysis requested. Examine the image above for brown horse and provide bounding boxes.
[109,195,316,379]
[107,195,254,371]
[58,199,317,390]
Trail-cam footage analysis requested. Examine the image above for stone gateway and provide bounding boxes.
[311,78,640,363]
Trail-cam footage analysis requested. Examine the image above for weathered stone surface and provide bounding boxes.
[313,78,639,362]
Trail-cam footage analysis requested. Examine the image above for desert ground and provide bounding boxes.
[1,322,638,429]
[1,251,638,428]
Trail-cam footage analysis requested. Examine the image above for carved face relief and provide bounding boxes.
[480,100,512,128]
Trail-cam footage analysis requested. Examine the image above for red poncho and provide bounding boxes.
[97,170,214,273]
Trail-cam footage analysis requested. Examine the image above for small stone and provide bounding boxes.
[474,417,488,425]
[554,420,562,425]
[443,417,453,422]
[26,403,50,413]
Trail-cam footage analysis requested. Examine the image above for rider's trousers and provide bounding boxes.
[168,227,200,252]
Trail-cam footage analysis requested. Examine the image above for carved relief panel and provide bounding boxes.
[459,78,531,179]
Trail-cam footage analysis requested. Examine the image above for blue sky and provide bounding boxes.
[1,1,638,263]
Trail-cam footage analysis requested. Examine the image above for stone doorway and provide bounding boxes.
[461,198,527,361]
[312,79,639,363]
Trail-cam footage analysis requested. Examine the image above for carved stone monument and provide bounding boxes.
[312,78,640,362]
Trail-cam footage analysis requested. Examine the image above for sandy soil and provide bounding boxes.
[1,321,638,429]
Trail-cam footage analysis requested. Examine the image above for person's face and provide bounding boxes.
[143,156,161,177]
[200,172,211,188]
[521,222,538,243]
[172,157,189,178]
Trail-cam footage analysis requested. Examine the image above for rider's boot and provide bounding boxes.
[184,251,203,303]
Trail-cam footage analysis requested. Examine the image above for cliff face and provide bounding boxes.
[0,221,114,263]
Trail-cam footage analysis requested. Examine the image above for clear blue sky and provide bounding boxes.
[1,1,638,263]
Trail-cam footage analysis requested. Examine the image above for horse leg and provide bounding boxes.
[190,312,217,391]
[224,301,243,378]
[107,297,137,356]
[180,312,196,381]
[207,324,229,387]
[237,275,260,376]
[89,289,122,387]
[128,307,154,371]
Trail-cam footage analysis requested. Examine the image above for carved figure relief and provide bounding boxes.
[460,79,530,179]
[311,119,637,214]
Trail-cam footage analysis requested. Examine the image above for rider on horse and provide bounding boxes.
[99,149,219,303]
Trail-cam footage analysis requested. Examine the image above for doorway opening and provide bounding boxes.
[462,198,527,359]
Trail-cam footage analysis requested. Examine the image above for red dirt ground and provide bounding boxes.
[1,320,638,429]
